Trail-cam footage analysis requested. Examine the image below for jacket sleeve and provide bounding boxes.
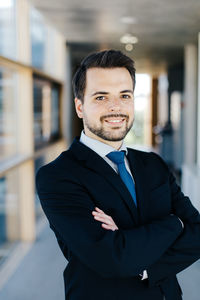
[147,152,200,288]
[36,164,183,279]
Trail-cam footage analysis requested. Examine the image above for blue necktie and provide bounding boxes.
[107,151,137,207]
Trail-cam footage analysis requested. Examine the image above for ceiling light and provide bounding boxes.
[125,44,133,51]
[120,16,137,24]
[120,33,138,44]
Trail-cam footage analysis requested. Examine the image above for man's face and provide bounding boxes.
[75,67,134,146]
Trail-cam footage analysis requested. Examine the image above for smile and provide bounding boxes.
[104,118,125,125]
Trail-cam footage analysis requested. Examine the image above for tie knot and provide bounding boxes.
[107,151,125,165]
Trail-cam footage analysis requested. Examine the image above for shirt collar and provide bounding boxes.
[80,130,128,158]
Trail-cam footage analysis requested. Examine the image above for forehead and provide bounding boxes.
[85,67,133,92]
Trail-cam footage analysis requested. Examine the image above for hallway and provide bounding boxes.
[0,219,66,300]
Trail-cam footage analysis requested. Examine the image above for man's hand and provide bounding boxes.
[92,207,119,231]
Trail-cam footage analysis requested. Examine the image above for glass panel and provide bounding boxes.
[0,168,20,251]
[0,0,16,59]
[125,74,151,147]
[30,6,64,77]
[33,77,61,149]
[51,85,60,138]
[0,177,6,245]
[30,7,46,70]
[0,66,18,162]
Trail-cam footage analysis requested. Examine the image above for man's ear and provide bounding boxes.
[74,98,83,118]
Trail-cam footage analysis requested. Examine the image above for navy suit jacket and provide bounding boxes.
[36,137,200,300]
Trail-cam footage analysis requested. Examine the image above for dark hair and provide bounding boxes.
[72,49,136,102]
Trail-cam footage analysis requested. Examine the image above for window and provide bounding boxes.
[0,0,16,60]
[0,168,20,249]
[125,74,151,147]
[30,7,46,70]
[33,76,61,149]
[0,66,18,162]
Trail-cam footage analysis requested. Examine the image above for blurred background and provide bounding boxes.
[0,0,200,299]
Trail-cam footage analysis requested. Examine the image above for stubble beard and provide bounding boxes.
[83,114,134,141]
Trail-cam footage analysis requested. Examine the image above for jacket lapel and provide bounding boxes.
[69,137,139,224]
[127,148,150,223]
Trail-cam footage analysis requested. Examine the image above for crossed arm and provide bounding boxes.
[91,207,185,281]
[92,206,149,279]
[92,207,183,232]
[36,157,200,286]
[145,153,200,287]
[91,165,200,287]
[36,167,184,280]
[91,161,200,287]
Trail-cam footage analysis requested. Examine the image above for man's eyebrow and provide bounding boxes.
[120,89,133,94]
[91,91,109,96]
[91,90,133,96]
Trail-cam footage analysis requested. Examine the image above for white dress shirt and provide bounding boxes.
[80,130,135,183]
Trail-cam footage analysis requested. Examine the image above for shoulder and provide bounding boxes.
[35,149,77,188]
[128,147,169,171]
[36,149,70,171]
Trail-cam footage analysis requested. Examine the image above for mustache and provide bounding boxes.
[100,114,129,121]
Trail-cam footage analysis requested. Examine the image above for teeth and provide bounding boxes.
[106,119,123,123]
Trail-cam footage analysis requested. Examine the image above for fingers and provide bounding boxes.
[94,207,109,218]
[93,213,112,224]
[92,209,112,223]
[95,207,103,213]
[93,207,111,218]
[92,207,118,231]
[101,223,116,231]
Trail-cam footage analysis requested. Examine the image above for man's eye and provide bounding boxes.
[96,96,105,100]
[122,94,131,99]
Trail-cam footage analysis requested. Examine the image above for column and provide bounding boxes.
[18,69,35,241]
[197,34,200,167]
[151,77,158,147]
[183,44,198,165]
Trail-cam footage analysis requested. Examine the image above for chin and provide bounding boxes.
[103,132,127,141]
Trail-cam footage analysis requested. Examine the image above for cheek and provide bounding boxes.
[83,106,102,120]
[126,103,134,116]
[87,104,105,115]
[130,107,134,116]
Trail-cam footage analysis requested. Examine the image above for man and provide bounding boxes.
[36,50,200,300]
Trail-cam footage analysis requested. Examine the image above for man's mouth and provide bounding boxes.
[104,118,125,125]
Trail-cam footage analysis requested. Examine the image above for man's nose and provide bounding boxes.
[108,97,121,111]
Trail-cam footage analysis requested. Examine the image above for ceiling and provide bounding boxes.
[29,0,200,72]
